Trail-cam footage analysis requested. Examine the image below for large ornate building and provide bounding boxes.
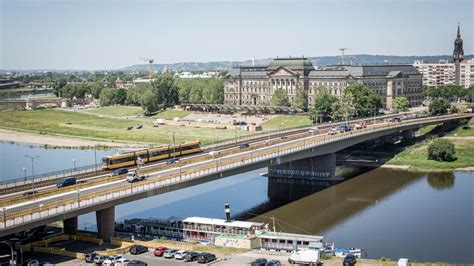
[224,57,423,111]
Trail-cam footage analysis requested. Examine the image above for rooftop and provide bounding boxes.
[183,216,265,229]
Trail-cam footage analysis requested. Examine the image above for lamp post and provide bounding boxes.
[72,159,76,172]
[76,190,80,207]
[1,207,6,228]
[172,131,176,158]
[23,167,27,182]
[24,155,39,201]
[94,145,98,176]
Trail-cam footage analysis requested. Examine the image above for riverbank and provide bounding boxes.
[0,128,145,148]
[388,119,474,172]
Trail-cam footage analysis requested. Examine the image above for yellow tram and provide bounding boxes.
[102,141,201,170]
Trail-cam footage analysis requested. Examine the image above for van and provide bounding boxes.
[56,177,76,188]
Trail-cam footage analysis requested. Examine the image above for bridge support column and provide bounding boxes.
[268,153,336,179]
[402,130,415,140]
[63,216,78,235]
[96,206,115,242]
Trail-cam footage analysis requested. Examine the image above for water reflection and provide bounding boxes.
[426,172,455,190]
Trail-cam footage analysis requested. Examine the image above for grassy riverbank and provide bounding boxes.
[388,119,474,172]
[0,109,250,146]
[262,115,312,131]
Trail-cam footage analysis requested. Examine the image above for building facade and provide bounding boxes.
[224,57,423,110]
[413,59,473,88]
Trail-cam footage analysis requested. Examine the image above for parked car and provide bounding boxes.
[251,258,268,266]
[266,260,281,266]
[102,255,123,266]
[127,260,148,266]
[174,250,188,260]
[163,249,178,258]
[113,258,130,266]
[197,253,216,263]
[153,246,167,256]
[129,245,148,255]
[343,254,357,266]
[239,143,250,149]
[166,158,180,165]
[199,240,211,245]
[93,255,109,264]
[111,168,128,176]
[56,177,76,188]
[184,252,199,262]
[85,252,98,263]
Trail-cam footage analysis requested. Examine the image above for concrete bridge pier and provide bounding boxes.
[96,206,115,242]
[268,153,336,179]
[63,216,78,235]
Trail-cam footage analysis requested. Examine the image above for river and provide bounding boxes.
[0,142,472,263]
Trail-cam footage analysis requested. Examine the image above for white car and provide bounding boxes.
[308,127,319,133]
[113,258,130,266]
[102,255,123,266]
[126,171,146,183]
[328,128,337,135]
[174,250,188,260]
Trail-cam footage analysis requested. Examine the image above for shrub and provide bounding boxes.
[428,139,456,162]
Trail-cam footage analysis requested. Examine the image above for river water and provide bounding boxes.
[0,142,472,263]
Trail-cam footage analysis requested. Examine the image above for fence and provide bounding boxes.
[0,114,468,231]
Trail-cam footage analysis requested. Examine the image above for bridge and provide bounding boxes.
[0,113,471,241]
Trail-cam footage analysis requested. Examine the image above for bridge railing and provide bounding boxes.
[0,114,468,231]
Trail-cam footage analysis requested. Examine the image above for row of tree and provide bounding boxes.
[422,85,473,102]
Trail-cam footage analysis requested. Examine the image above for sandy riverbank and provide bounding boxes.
[0,128,146,148]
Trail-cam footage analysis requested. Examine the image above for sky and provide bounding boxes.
[1,0,473,70]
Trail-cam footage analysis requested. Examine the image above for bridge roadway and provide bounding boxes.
[0,113,470,237]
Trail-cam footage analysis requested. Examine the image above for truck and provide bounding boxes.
[126,171,146,183]
[288,249,321,265]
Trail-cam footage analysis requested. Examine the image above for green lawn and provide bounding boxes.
[416,124,439,135]
[450,118,474,137]
[0,109,250,145]
[84,106,143,117]
[153,109,191,120]
[262,115,312,131]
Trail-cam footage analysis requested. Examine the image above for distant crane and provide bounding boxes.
[339,48,349,65]
[139,57,154,79]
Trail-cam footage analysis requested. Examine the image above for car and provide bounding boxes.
[343,254,357,266]
[56,177,76,188]
[129,245,148,255]
[184,252,199,262]
[153,246,167,256]
[112,258,130,266]
[239,143,250,149]
[197,253,216,263]
[127,260,148,266]
[266,260,281,266]
[339,124,351,133]
[84,252,98,263]
[166,158,180,165]
[23,190,38,196]
[328,128,337,135]
[93,255,109,264]
[393,117,402,122]
[174,250,188,260]
[309,127,319,133]
[199,240,211,246]
[112,168,128,176]
[126,171,146,183]
[251,258,268,266]
[163,248,178,258]
[354,123,362,130]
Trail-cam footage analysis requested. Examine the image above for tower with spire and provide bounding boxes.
[453,24,464,85]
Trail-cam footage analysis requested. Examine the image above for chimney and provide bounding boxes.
[224,203,231,222]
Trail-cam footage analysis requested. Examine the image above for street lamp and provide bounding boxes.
[171,132,177,158]
[1,207,6,228]
[94,144,98,176]
[23,167,27,182]
[24,155,39,200]
[76,190,80,207]
[72,159,76,172]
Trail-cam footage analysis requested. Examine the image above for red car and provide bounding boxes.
[153,247,167,256]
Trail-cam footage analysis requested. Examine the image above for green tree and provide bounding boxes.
[392,96,409,113]
[99,87,117,106]
[310,88,337,123]
[115,88,128,105]
[428,139,456,162]
[343,83,382,117]
[53,78,67,97]
[429,98,451,115]
[271,88,290,107]
[91,81,104,99]
[331,92,355,121]
[126,84,150,106]
[292,87,308,110]
[140,89,159,114]
[151,75,179,109]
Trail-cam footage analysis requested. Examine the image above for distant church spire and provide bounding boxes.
[453,23,464,62]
